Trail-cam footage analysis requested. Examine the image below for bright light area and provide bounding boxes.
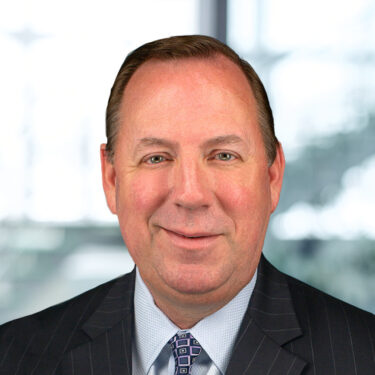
[271,57,371,155]
[229,0,375,158]
[1,0,375,244]
[227,0,258,54]
[265,0,375,51]
[273,155,375,239]
[0,0,199,223]
[228,0,375,241]
[60,245,134,280]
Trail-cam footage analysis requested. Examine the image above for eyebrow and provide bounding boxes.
[134,134,245,155]
[201,134,245,148]
[134,137,178,155]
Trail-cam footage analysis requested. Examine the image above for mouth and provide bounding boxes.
[163,228,219,238]
[160,227,221,249]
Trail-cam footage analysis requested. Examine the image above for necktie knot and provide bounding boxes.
[168,332,202,375]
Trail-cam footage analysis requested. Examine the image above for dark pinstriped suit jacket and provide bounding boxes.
[1,255,374,374]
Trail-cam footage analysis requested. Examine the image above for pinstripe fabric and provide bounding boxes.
[0,274,124,375]
[225,257,374,375]
[1,256,374,375]
[282,264,375,375]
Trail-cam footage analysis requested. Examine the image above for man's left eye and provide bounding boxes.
[215,152,236,161]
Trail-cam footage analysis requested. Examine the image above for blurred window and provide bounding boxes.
[0,0,199,223]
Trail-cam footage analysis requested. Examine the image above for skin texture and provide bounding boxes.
[101,55,285,328]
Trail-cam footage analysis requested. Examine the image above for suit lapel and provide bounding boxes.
[20,276,117,375]
[27,257,305,374]
[79,270,135,375]
[73,257,305,375]
[225,255,307,375]
[50,270,136,375]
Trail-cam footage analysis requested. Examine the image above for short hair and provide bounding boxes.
[105,35,278,164]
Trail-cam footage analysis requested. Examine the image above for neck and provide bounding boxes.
[143,277,250,329]
[153,295,228,329]
[137,264,257,329]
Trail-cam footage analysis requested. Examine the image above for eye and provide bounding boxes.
[146,155,166,164]
[214,152,236,161]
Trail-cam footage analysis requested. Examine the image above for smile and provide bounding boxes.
[161,227,221,249]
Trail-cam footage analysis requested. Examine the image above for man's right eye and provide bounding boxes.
[145,155,166,164]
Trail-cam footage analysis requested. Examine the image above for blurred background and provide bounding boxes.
[1,0,374,324]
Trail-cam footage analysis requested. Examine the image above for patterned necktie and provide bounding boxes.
[168,332,202,375]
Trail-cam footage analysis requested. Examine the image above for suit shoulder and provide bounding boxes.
[0,271,135,373]
[284,271,375,339]
[0,272,132,349]
[285,271,374,315]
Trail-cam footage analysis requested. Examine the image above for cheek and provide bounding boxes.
[215,171,272,223]
[116,171,169,221]
[115,172,169,265]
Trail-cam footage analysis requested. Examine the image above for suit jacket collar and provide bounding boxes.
[60,256,306,374]
[250,255,303,346]
[225,255,306,374]
[77,256,306,374]
[18,274,124,374]
[81,269,135,341]
[80,269,135,374]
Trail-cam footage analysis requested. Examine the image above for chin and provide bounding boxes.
[161,264,229,295]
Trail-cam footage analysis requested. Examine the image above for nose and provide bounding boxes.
[171,158,212,210]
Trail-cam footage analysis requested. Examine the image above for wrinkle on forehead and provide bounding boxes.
[133,134,249,159]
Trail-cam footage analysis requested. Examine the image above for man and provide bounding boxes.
[0,35,374,375]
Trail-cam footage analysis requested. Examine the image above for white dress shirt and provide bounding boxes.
[132,268,257,375]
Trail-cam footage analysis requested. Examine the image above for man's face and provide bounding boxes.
[101,56,284,310]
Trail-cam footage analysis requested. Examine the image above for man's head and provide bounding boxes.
[105,35,278,166]
[100,35,285,327]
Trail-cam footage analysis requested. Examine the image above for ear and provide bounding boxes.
[100,144,117,214]
[269,142,285,213]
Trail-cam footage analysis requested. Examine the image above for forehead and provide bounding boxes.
[122,55,255,109]
[117,55,259,143]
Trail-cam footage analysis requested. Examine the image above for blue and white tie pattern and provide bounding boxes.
[168,332,202,375]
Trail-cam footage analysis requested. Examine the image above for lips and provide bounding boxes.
[160,227,221,249]
[162,227,219,238]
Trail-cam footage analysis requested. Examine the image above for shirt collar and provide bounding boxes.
[134,268,257,374]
